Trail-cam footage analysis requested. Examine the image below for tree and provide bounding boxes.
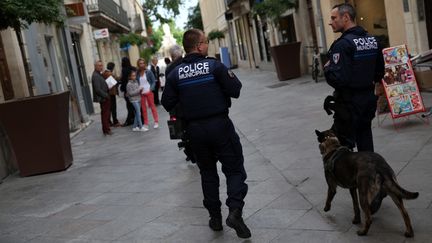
[0,0,64,96]
[185,3,203,30]
[252,0,298,24]
[167,20,184,46]
[150,27,163,54]
[142,0,183,24]
[140,26,163,62]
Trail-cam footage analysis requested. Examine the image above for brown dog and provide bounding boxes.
[315,129,418,237]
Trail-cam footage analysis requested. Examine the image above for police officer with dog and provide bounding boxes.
[324,3,384,152]
[161,29,251,239]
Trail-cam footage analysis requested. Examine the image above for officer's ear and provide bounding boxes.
[342,12,352,23]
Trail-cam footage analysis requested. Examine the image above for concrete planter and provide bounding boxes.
[0,91,73,176]
[270,42,301,81]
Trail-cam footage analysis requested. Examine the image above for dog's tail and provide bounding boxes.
[388,177,419,200]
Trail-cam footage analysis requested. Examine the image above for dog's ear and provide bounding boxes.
[316,130,326,143]
[319,143,326,155]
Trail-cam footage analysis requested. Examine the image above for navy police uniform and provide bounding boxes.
[324,26,384,152]
[162,53,247,216]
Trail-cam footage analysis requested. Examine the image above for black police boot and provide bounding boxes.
[226,208,251,239]
[209,217,223,231]
[208,212,223,231]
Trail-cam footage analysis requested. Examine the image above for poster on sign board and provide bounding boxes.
[94,28,109,40]
[381,45,425,118]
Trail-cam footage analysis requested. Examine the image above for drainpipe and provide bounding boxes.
[316,0,327,50]
[307,0,318,49]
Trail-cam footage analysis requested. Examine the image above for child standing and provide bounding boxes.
[126,69,146,132]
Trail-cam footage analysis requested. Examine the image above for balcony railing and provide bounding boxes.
[87,0,130,32]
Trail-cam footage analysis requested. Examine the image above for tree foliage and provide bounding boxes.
[252,0,298,24]
[0,0,64,30]
[167,20,184,46]
[185,3,203,30]
[142,0,183,24]
[0,0,65,96]
[149,28,163,54]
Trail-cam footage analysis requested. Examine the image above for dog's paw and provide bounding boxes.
[356,230,368,236]
[352,217,361,224]
[404,231,414,238]
[324,204,331,212]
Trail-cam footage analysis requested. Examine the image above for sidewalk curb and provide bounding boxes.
[70,120,93,139]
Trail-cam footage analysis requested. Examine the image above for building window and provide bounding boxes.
[279,14,297,44]
[417,0,425,21]
[403,0,410,12]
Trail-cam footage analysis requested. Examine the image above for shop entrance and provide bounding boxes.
[349,0,389,47]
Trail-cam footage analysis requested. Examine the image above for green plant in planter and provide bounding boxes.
[207,30,225,54]
[208,30,225,45]
[119,33,146,48]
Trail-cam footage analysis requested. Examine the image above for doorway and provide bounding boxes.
[353,0,389,47]
[279,15,297,44]
[45,36,63,93]
[71,32,94,114]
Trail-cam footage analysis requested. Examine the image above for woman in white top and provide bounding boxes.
[137,58,159,130]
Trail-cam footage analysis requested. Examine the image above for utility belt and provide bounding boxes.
[168,111,228,140]
[188,112,229,123]
[333,86,374,102]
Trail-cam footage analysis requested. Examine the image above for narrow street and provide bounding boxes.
[1,69,431,242]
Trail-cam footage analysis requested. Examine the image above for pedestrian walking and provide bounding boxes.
[126,68,146,132]
[162,29,251,239]
[324,3,384,152]
[150,56,161,105]
[91,60,112,135]
[137,58,159,130]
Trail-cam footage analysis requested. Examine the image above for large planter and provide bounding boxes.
[0,91,73,176]
[270,42,301,81]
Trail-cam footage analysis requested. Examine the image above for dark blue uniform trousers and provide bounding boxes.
[187,116,248,216]
[350,93,377,152]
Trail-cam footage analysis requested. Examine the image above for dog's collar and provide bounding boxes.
[323,146,350,161]
[323,146,351,175]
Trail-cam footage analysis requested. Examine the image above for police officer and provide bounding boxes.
[324,3,384,152]
[162,29,251,239]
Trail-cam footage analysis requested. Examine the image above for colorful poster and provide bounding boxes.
[382,45,425,118]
